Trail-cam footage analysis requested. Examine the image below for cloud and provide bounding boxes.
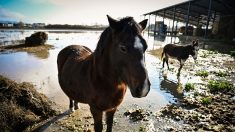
[24,0,79,6]
[0,7,26,21]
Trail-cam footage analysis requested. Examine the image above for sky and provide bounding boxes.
[0,0,187,25]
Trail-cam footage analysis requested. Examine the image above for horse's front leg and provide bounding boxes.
[177,59,185,76]
[69,99,74,112]
[90,106,103,132]
[106,108,117,132]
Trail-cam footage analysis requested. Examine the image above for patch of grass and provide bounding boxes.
[230,51,235,58]
[208,50,218,54]
[195,71,209,78]
[215,71,229,77]
[200,51,210,58]
[207,80,234,92]
[139,126,147,132]
[194,91,200,96]
[201,97,212,105]
[185,83,195,92]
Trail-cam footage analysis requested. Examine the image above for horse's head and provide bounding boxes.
[107,15,150,98]
[190,40,199,60]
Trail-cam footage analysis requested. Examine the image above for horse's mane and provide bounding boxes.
[94,17,140,57]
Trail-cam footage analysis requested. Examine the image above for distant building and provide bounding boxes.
[32,23,45,28]
[25,23,32,28]
[0,22,14,27]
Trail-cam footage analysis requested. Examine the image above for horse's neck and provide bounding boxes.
[92,39,118,84]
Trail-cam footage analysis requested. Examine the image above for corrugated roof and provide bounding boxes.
[144,0,235,26]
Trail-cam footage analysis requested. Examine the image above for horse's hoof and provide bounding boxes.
[75,104,80,110]
[69,108,75,113]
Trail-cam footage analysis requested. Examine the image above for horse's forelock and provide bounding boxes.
[119,17,141,34]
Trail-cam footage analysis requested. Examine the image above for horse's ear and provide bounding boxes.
[193,40,199,46]
[107,15,120,30]
[139,19,148,30]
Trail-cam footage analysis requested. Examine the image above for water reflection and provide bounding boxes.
[154,35,166,42]
[1,44,51,59]
[160,77,184,100]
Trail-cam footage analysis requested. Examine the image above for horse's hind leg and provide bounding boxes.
[162,57,166,68]
[166,58,170,70]
[106,108,117,132]
[74,101,80,110]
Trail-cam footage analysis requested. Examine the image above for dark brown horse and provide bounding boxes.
[161,40,199,76]
[57,15,150,132]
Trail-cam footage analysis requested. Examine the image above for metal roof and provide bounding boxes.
[143,0,235,26]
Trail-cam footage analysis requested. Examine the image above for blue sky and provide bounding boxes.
[0,0,186,25]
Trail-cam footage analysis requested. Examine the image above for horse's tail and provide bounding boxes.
[161,50,165,60]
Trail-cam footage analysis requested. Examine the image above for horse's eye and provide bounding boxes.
[119,45,128,53]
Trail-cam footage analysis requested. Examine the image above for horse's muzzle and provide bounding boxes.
[130,78,150,98]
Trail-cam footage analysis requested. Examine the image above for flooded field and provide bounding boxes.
[0,29,234,131]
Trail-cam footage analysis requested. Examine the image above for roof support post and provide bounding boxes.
[154,13,157,39]
[163,10,165,24]
[175,19,178,35]
[148,14,151,38]
[172,6,176,36]
[211,11,216,33]
[205,0,212,38]
[143,15,146,36]
[185,1,191,36]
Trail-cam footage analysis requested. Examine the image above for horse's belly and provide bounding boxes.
[166,53,178,60]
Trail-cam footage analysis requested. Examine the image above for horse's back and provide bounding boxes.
[57,45,92,74]
[163,44,190,60]
[163,44,179,57]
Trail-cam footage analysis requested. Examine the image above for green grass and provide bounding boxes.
[195,71,209,78]
[185,83,195,92]
[208,50,218,54]
[200,51,209,58]
[139,126,147,132]
[230,51,235,58]
[207,80,234,92]
[215,71,229,77]
[194,91,200,96]
[201,97,212,105]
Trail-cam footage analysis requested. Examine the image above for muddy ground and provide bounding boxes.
[150,48,235,131]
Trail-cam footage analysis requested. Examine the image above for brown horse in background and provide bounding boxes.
[161,40,199,76]
[57,15,150,132]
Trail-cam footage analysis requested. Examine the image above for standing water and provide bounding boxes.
[0,29,186,130]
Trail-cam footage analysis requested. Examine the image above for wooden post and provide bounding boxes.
[205,0,212,38]
[154,13,157,39]
[148,14,151,38]
[172,6,176,36]
[185,1,191,36]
